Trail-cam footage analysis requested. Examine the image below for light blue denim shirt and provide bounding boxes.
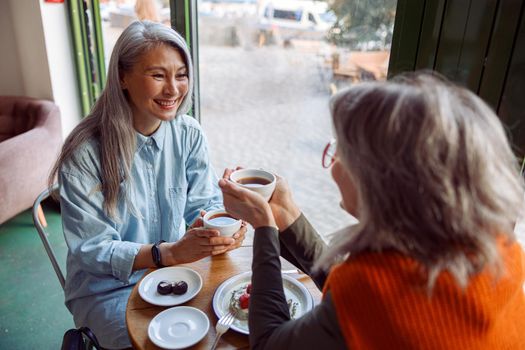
[58,116,222,347]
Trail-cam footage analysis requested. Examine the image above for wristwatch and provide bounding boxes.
[151,240,166,268]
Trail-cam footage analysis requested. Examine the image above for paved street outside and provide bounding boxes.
[199,44,358,240]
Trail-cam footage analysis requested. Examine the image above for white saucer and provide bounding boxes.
[148,306,209,349]
[139,266,202,306]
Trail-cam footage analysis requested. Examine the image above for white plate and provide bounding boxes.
[212,271,314,335]
[139,266,202,306]
[148,306,209,349]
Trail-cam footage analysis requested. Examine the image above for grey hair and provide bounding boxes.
[49,21,193,218]
[315,72,524,289]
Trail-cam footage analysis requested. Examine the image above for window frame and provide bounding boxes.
[170,0,201,121]
[389,0,525,158]
[67,0,106,117]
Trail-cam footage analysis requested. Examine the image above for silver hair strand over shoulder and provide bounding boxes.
[49,21,194,218]
[315,73,525,289]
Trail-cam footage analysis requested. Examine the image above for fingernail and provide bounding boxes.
[233,234,239,239]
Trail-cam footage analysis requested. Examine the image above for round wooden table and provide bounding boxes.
[126,246,322,349]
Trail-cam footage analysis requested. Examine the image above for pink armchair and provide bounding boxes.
[0,96,62,224]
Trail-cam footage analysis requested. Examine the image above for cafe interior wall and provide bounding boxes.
[0,2,82,347]
[0,0,82,138]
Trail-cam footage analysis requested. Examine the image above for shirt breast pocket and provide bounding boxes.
[169,187,187,235]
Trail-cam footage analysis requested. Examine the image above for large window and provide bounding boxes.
[197,0,397,237]
[75,0,524,240]
[96,0,398,238]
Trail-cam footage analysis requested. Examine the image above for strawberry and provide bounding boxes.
[239,293,250,309]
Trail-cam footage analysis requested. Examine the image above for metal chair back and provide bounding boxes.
[32,183,65,290]
[33,187,102,348]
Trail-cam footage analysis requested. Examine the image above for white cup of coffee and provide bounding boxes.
[230,168,276,201]
[203,209,242,237]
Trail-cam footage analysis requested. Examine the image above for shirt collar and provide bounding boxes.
[135,121,166,152]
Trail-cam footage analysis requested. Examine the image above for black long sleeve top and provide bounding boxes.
[249,214,346,350]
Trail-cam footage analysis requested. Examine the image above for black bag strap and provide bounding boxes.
[78,327,102,349]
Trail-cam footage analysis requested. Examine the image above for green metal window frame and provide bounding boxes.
[389,0,525,159]
[389,0,519,97]
[170,0,201,121]
[67,0,106,117]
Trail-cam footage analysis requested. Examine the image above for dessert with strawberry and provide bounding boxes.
[229,283,252,320]
[229,282,298,321]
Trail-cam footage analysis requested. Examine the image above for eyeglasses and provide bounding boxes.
[322,139,337,168]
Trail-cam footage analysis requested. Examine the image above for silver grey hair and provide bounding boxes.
[49,21,193,218]
[315,73,524,289]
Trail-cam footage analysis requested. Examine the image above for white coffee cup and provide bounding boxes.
[230,168,276,201]
[203,209,242,237]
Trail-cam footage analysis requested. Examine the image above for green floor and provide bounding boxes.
[0,201,74,349]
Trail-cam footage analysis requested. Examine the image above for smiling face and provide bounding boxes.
[121,43,189,135]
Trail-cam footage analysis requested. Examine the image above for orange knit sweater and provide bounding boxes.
[324,241,525,349]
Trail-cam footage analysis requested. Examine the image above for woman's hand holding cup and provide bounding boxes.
[221,167,301,231]
[162,227,235,265]
[195,209,247,248]
[219,168,277,229]
[267,176,301,231]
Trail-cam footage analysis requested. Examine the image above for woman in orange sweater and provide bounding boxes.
[219,73,525,349]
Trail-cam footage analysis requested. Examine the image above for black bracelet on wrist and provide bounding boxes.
[151,240,166,268]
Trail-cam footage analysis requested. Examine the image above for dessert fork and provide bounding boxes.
[210,310,237,350]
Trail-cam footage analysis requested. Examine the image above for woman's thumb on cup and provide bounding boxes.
[218,178,228,189]
[219,179,245,200]
[193,217,204,228]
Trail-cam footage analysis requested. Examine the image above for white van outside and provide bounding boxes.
[257,0,336,41]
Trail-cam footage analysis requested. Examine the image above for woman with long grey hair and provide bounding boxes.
[220,73,525,349]
[49,21,246,349]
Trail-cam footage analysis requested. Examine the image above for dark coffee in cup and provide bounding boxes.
[230,168,276,201]
[236,177,271,186]
[209,213,233,220]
